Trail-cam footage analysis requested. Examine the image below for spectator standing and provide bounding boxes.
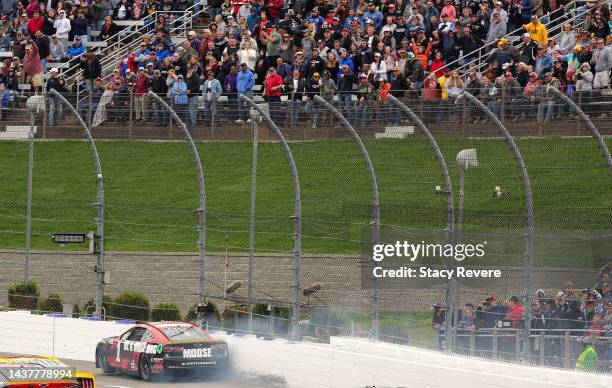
[185,65,201,128]
[355,73,374,125]
[171,74,189,124]
[133,67,149,122]
[224,64,238,121]
[284,69,306,125]
[537,72,561,122]
[79,49,102,91]
[590,38,611,91]
[202,70,222,127]
[114,0,132,21]
[304,71,321,127]
[236,62,254,122]
[486,12,507,46]
[54,10,71,47]
[71,11,89,42]
[518,33,538,67]
[27,10,44,36]
[42,8,56,36]
[264,66,284,124]
[535,44,552,77]
[149,69,168,126]
[523,15,547,45]
[33,30,49,72]
[80,77,105,121]
[575,62,594,93]
[46,67,67,126]
[24,42,43,94]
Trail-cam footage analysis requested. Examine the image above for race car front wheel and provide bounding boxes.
[97,348,115,373]
[139,355,152,381]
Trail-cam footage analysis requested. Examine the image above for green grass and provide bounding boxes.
[0,137,610,267]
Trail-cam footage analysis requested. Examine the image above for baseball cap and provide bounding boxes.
[177,74,184,78]
[138,66,145,70]
[50,67,58,73]
[523,33,530,38]
[312,72,320,77]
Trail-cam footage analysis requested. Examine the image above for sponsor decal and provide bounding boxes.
[122,341,163,354]
[182,348,212,359]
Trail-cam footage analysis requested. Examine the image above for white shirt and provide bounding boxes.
[53,17,71,39]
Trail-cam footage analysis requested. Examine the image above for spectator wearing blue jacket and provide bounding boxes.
[134,42,151,69]
[236,62,255,122]
[520,0,534,24]
[535,45,553,77]
[338,49,355,76]
[306,8,325,31]
[65,37,86,59]
[363,3,384,29]
[154,42,170,62]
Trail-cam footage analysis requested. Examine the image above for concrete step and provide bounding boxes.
[0,131,29,140]
[375,132,406,139]
[6,125,36,134]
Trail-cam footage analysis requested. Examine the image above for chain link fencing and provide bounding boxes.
[0,88,610,373]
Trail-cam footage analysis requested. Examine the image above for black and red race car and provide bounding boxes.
[95,322,229,380]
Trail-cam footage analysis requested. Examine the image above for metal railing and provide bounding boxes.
[58,5,205,86]
[437,326,611,371]
[441,0,609,77]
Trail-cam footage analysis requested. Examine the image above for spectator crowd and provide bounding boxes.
[432,267,612,371]
[0,0,610,126]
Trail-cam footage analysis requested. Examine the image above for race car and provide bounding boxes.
[95,321,229,380]
[0,356,95,388]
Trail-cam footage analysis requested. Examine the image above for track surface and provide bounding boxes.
[1,355,287,388]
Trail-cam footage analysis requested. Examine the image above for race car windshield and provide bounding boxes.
[160,326,209,340]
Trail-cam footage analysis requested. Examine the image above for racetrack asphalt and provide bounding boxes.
[1,355,288,388]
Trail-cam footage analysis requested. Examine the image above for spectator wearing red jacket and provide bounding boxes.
[264,66,283,123]
[503,296,526,329]
[266,0,285,23]
[133,67,149,122]
[27,11,44,36]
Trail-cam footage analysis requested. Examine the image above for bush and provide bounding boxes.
[8,281,39,310]
[83,295,113,316]
[109,292,150,321]
[151,303,181,322]
[38,293,63,313]
[186,301,220,325]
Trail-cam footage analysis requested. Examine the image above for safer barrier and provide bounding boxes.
[0,311,609,388]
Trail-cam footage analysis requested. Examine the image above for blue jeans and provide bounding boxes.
[151,100,167,125]
[203,100,220,127]
[538,100,557,123]
[238,91,253,120]
[487,100,501,118]
[304,100,318,126]
[188,96,199,127]
[355,102,369,125]
[48,97,63,126]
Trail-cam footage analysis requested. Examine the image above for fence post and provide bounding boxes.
[269,304,275,337]
[493,327,498,359]
[146,91,207,308]
[239,95,302,341]
[129,89,134,138]
[247,111,259,333]
[515,330,521,361]
[313,95,380,341]
[351,320,355,337]
[24,108,36,282]
[564,331,571,369]
[539,330,545,365]
[47,89,105,316]
[469,329,476,356]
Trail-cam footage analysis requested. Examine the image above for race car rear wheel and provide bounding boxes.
[138,355,152,381]
[97,348,115,373]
